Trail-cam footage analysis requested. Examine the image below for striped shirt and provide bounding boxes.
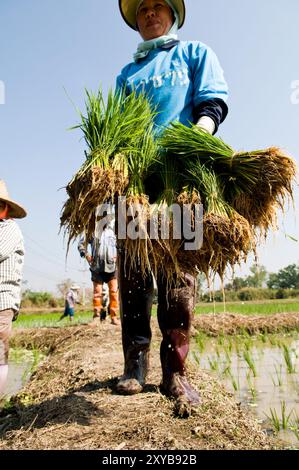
[65,290,77,309]
[0,219,25,312]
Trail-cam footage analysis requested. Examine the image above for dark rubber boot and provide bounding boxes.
[116,255,154,395]
[157,272,201,416]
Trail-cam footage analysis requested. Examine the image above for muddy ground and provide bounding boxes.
[0,313,292,450]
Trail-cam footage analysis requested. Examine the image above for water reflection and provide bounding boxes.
[4,349,41,398]
[192,333,299,447]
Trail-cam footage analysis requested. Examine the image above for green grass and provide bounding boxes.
[13,310,93,329]
[195,299,299,316]
[13,298,299,329]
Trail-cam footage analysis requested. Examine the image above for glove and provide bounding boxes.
[196,116,215,135]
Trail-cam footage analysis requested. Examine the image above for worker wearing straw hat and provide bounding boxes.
[116,0,228,415]
[0,180,27,398]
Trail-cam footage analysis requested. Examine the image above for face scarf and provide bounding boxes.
[134,0,179,62]
[0,203,9,220]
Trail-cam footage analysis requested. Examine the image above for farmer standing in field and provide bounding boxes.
[59,285,81,322]
[78,210,119,325]
[116,0,228,414]
[0,180,27,398]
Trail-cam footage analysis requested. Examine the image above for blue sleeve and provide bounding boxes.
[115,64,131,94]
[190,43,228,107]
[116,73,125,92]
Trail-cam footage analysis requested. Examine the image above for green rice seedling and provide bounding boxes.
[243,349,257,377]
[274,364,283,387]
[291,346,299,359]
[234,337,242,356]
[260,332,268,344]
[186,162,231,217]
[221,343,232,364]
[269,335,279,347]
[72,88,156,172]
[270,373,276,387]
[291,427,299,442]
[244,338,254,351]
[61,88,158,246]
[246,372,257,400]
[215,347,221,359]
[222,363,232,377]
[228,371,240,392]
[208,356,219,372]
[265,408,281,432]
[160,122,297,233]
[195,332,206,354]
[282,343,296,374]
[227,336,233,353]
[239,327,251,340]
[266,402,294,432]
[192,351,201,367]
[290,413,299,441]
[280,401,294,430]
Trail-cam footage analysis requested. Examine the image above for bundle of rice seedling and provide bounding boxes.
[182,162,254,277]
[160,122,297,233]
[231,147,297,231]
[157,125,297,279]
[61,90,297,283]
[61,88,158,250]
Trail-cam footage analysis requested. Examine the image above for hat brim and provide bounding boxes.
[119,0,185,31]
[0,198,27,219]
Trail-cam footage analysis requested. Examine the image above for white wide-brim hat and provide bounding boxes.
[119,0,186,31]
[0,180,27,219]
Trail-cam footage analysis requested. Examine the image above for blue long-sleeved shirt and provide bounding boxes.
[116,40,228,133]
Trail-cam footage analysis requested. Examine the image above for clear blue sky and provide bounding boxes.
[0,0,298,293]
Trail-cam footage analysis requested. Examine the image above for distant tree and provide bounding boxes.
[196,273,208,301]
[21,290,55,307]
[225,276,248,291]
[245,264,268,288]
[267,264,299,289]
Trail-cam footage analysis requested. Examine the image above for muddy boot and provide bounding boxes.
[117,348,150,394]
[116,254,154,395]
[157,272,201,417]
[100,308,107,321]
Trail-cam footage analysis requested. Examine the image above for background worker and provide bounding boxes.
[59,285,81,322]
[0,180,27,398]
[78,212,119,326]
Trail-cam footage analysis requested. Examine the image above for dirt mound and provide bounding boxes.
[0,321,277,450]
[193,312,299,336]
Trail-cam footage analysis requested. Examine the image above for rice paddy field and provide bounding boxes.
[1,300,299,449]
[195,299,299,316]
[192,331,299,447]
[14,299,299,329]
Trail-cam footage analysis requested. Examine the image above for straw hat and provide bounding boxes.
[0,180,27,219]
[119,0,186,31]
[70,285,80,290]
